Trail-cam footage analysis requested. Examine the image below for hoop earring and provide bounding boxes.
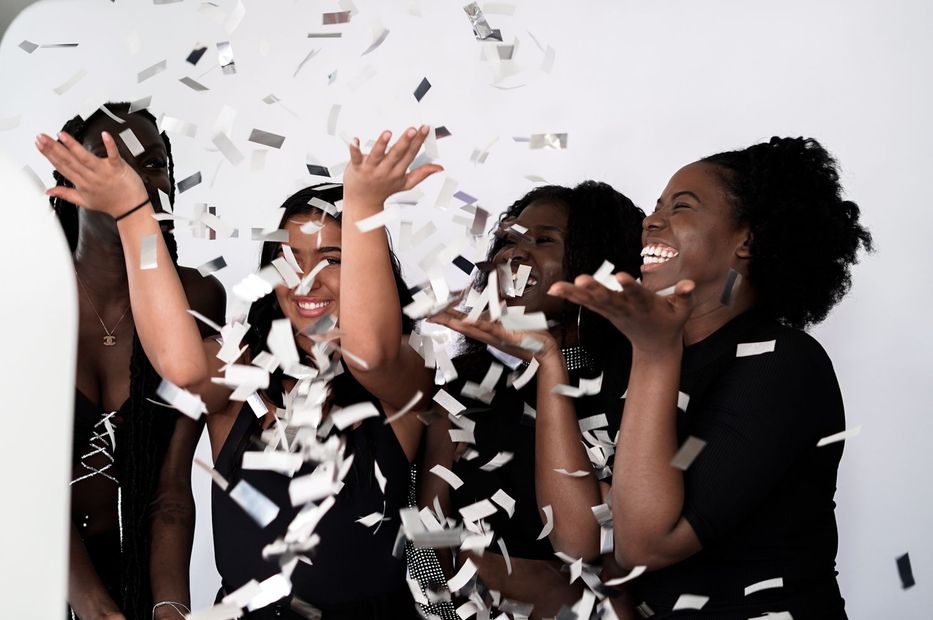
[576,304,583,344]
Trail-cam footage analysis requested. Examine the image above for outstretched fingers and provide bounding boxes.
[366,130,392,166]
[46,185,87,209]
[36,134,87,187]
[59,131,101,169]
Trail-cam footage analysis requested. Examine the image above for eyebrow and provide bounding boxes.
[315,245,342,253]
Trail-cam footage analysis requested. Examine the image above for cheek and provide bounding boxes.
[274,286,291,311]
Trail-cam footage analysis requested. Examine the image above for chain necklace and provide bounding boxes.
[75,272,131,347]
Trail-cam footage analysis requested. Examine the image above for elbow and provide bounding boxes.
[613,538,671,571]
[160,357,209,390]
[552,534,601,565]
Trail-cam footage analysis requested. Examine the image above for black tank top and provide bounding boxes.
[212,365,412,609]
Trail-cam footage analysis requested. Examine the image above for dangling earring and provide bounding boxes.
[576,304,583,344]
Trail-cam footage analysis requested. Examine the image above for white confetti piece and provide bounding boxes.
[736,340,776,357]
[137,59,167,83]
[229,479,280,527]
[186,603,242,620]
[434,389,466,416]
[459,499,496,523]
[446,558,478,593]
[480,451,513,471]
[361,27,390,56]
[332,402,380,430]
[817,425,862,447]
[497,537,513,574]
[160,115,197,138]
[197,256,227,277]
[672,594,709,611]
[511,357,539,390]
[745,577,784,596]
[326,104,341,136]
[593,260,623,291]
[217,41,236,74]
[156,379,206,419]
[139,234,157,270]
[430,464,464,489]
[224,0,246,33]
[242,451,303,475]
[551,373,603,398]
[186,309,223,334]
[356,205,401,232]
[53,69,87,95]
[677,390,690,412]
[554,468,590,477]
[448,429,474,443]
[271,257,301,288]
[212,132,245,166]
[177,171,202,193]
[384,390,423,424]
[536,505,553,540]
[527,133,567,149]
[248,128,286,149]
[357,512,384,527]
[118,128,145,157]
[246,574,292,612]
[670,436,707,471]
[491,488,515,517]
[579,414,609,433]
[221,579,262,608]
[179,76,209,92]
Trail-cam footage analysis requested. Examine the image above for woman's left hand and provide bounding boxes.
[548,272,695,354]
[343,125,443,210]
[429,309,561,365]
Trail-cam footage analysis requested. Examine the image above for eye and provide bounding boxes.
[324,256,341,266]
[672,202,691,211]
[144,158,167,170]
[535,236,555,244]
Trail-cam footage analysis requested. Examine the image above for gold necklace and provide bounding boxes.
[75,272,131,347]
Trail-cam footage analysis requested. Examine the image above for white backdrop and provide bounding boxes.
[1,0,930,617]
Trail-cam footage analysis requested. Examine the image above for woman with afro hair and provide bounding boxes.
[551,137,871,619]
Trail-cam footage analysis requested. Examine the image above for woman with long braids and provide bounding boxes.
[550,137,871,618]
[38,102,226,620]
[422,179,646,617]
[206,127,441,619]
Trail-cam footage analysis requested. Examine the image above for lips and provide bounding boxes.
[294,297,333,318]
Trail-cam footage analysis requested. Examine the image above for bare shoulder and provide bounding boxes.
[178,267,226,335]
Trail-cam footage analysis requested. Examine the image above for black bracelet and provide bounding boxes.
[114,198,152,222]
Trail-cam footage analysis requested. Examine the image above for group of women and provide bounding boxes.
[38,101,871,620]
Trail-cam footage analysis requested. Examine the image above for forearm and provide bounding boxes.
[118,205,207,386]
[68,524,123,620]
[148,489,195,614]
[534,354,603,561]
[612,347,684,560]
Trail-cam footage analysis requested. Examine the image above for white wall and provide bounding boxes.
[1,0,930,616]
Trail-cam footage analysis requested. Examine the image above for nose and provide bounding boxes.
[643,209,666,232]
[499,240,528,265]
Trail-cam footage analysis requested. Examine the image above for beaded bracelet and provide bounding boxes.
[114,197,152,222]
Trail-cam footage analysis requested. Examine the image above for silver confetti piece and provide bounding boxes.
[160,115,198,138]
[137,59,167,83]
[177,171,202,193]
[217,41,236,74]
[118,128,145,157]
[229,479,280,527]
[197,256,227,277]
[179,76,210,91]
[308,32,342,38]
[361,28,390,56]
[322,11,351,24]
[248,128,286,149]
[670,436,707,471]
[53,69,87,95]
[128,96,152,114]
[414,77,431,102]
[140,234,158,270]
[19,40,39,54]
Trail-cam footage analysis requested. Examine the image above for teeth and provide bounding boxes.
[641,244,679,261]
[298,301,329,310]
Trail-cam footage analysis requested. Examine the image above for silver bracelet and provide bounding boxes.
[152,601,190,619]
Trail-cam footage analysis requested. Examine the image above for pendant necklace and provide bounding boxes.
[75,271,131,347]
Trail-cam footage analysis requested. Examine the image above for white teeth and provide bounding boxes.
[298,301,328,310]
[641,244,678,261]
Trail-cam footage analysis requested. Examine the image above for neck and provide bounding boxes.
[74,210,129,297]
[683,284,756,346]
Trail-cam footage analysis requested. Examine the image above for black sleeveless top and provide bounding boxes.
[212,364,414,610]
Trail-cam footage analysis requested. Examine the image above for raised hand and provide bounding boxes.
[429,308,560,364]
[36,131,148,217]
[548,272,696,354]
[343,126,443,209]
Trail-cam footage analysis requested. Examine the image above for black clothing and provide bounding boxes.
[449,348,629,560]
[632,311,847,619]
[212,365,418,618]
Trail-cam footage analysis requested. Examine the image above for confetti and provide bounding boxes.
[459,499,496,523]
[156,379,207,419]
[897,553,916,589]
[322,11,352,24]
[463,2,495,40]
[497,538,513,575]
[53,69,87,95]
[579,414,608,433]
[224,0,246,34]
[745,577,784,596]
[361,27,390,56]
[248,128,286,149]
[211,132,244,166]
[554,468,590,477]
[817,425,862,447]
[447,558,478,593]
[179,76,209,92]
[528,133,568,149]
[241,451,302,476]
[356,205,401,233]
[293,48,321,77]
[140,234,158,270]
[491,488,516,517]
[736,340,776,357]
[197,256,227,277]
[332,402,380,430]
[217,41,236,74]
[480,451,513,471]
[721,268,742,305]
[537,505,554,540]
[433,389,466,416]
[118,128,145,157]
[677,390,690,412]
[221,579,262,608]
[137,60,167,83]
[326,104,341,136]
[593,260,623,292]
[186,44,208,65]
[511,358,539,390]
[0,115,21,131]
[186,603,241,620]
[671,436,707,471]
[430,464,464,490]
[672,594,709,611]
[357,512,384,527]
[552,374,603,398]
[229,479,280,527]
[414,77,432,102]
[178,172,201,194]
[308,32,343,38]
[160,115,197,138]
[19,40,39,54]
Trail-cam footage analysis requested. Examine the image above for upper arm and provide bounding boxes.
[155,415,201,499]
[347,335,434,411]
[418,412,455,512]
[179,269,226,337]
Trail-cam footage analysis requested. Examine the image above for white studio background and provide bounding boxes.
[1,0,930,617]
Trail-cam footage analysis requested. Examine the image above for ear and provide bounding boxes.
[735,228,753,259]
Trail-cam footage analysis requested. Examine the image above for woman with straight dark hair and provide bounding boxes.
[551,137,871,619]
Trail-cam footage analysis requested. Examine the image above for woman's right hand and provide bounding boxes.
[37,131,149,218]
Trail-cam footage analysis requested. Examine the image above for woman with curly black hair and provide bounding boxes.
[37,103,226,620]
[423,179,646,617]
[551,137,872,619]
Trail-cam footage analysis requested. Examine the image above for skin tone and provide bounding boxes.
[424,201,610,617]
[548,161,756,570]
[36,113,223,620]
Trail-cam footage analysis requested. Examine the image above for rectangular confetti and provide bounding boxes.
[197,256,227,277]
[897,553,916,589]
[433,389,466,416]
[217,41,236,74]
[536,505,553,540]
[332,402,380,430]
[53,69,87,95]
[137,59,167,83]
[744,577,784,596]
[140,234,158,270]
[322,11,351,24]
[816,425,862,447]
[670,436,706,471]
[179,76,209,91]
[414,77,432,102]
[446,558,477,593]
[429,464,464,489]
[118,128,145,157]
[229,479,279,527]
[736,340,776,357]
[177,171,202,193]
[248,128,286,149]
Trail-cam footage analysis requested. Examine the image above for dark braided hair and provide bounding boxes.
[51,102,180,619]
[244,183,414,407]
[472,182,645,366]
[702,137,873,328]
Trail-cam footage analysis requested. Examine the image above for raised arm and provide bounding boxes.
[37,131,208,388]
[339,126,442,409]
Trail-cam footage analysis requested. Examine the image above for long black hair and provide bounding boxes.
[244,183,414,406]
[702,137,873,328]
[51,102,179,619]
[471,181,646,367]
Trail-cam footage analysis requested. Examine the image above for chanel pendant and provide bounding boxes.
[103,335,117,347]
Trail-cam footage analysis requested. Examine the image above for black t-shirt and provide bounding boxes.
[632,311,848,619]
[449,346,630,560]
